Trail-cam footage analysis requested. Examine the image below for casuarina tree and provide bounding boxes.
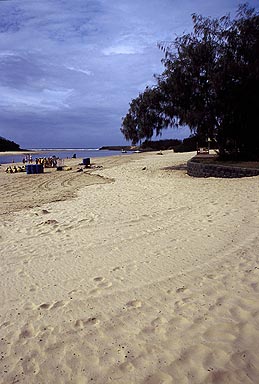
[121,4,259,159]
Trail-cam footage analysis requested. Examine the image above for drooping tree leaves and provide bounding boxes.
[121,4,259,159]
[121,86,168,145]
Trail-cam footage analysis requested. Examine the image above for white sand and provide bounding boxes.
[0,150,259,383]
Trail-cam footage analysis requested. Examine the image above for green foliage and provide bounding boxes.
[0,136,20,151]
[173,136,202,153]
[141,139,181,151]
[121,86,167,145]
[121,4,259,159]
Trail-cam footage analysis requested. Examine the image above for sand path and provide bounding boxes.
[0,151,259,383]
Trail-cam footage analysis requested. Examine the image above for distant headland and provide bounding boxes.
[99,137,210,153]
[0,137,21,152]
[99,145,133,151]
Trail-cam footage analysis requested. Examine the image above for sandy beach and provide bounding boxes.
[0,150,259,384]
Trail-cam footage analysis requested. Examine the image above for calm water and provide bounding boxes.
[0,149,131,164]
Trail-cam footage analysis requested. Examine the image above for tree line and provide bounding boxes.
[121,4,259,160]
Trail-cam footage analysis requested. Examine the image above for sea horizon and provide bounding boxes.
[0,148,131,165]
[27,148,100,151]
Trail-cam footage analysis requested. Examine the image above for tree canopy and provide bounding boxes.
[121,4,259,159]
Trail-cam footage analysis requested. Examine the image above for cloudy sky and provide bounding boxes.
[0,0,258,149]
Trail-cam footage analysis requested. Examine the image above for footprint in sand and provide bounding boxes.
[38,303,51,310]
[176,286,187,293]
[125,262,138,273]
[110,266,125,281]
[119,361,135,373]
[19,323,35,339]
[21,353,40,375]
[68,288,82,296]
[126,300,142,309]
[114,276,125,282]
[93,277,112,288]
[151,316,167,327]
[23,302,37,311]
[51,300,66,310]
[93,276,105,282]
[37,300,66,311]
[32,219,60,236]
[74,317,100,329]
[251,282,259,292]
[29,284,38,292]
[17,270,26,278]
[98,281,112,288]
[43,219,59,225]
[167,286,189,295]
[89,288,101,295]
[89,277,113,295]
[144,371,173,384]
[42,209,51,215]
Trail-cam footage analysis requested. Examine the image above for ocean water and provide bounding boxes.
[0,149,131,165]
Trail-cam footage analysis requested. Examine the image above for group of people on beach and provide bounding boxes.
[34,156,58,168]
[5,155,60,174]
[22,155,33,163]
[22,155,58,168]
[5,165,26,173]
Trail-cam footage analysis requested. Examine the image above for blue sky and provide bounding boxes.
[0,0,258,149]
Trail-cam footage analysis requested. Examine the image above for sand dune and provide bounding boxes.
[0,151,259,383]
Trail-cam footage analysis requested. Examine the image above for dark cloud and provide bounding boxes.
[0,0,258,148]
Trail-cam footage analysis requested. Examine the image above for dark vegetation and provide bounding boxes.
[121,4,259,160]
[100,137,217,152]
[141,139,181,151]
[99,145,132,151]
[0,136,21,152]
[141,136,217,152]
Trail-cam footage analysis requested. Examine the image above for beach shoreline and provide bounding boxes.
[0,150,41,156]
[1,150,259,383]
